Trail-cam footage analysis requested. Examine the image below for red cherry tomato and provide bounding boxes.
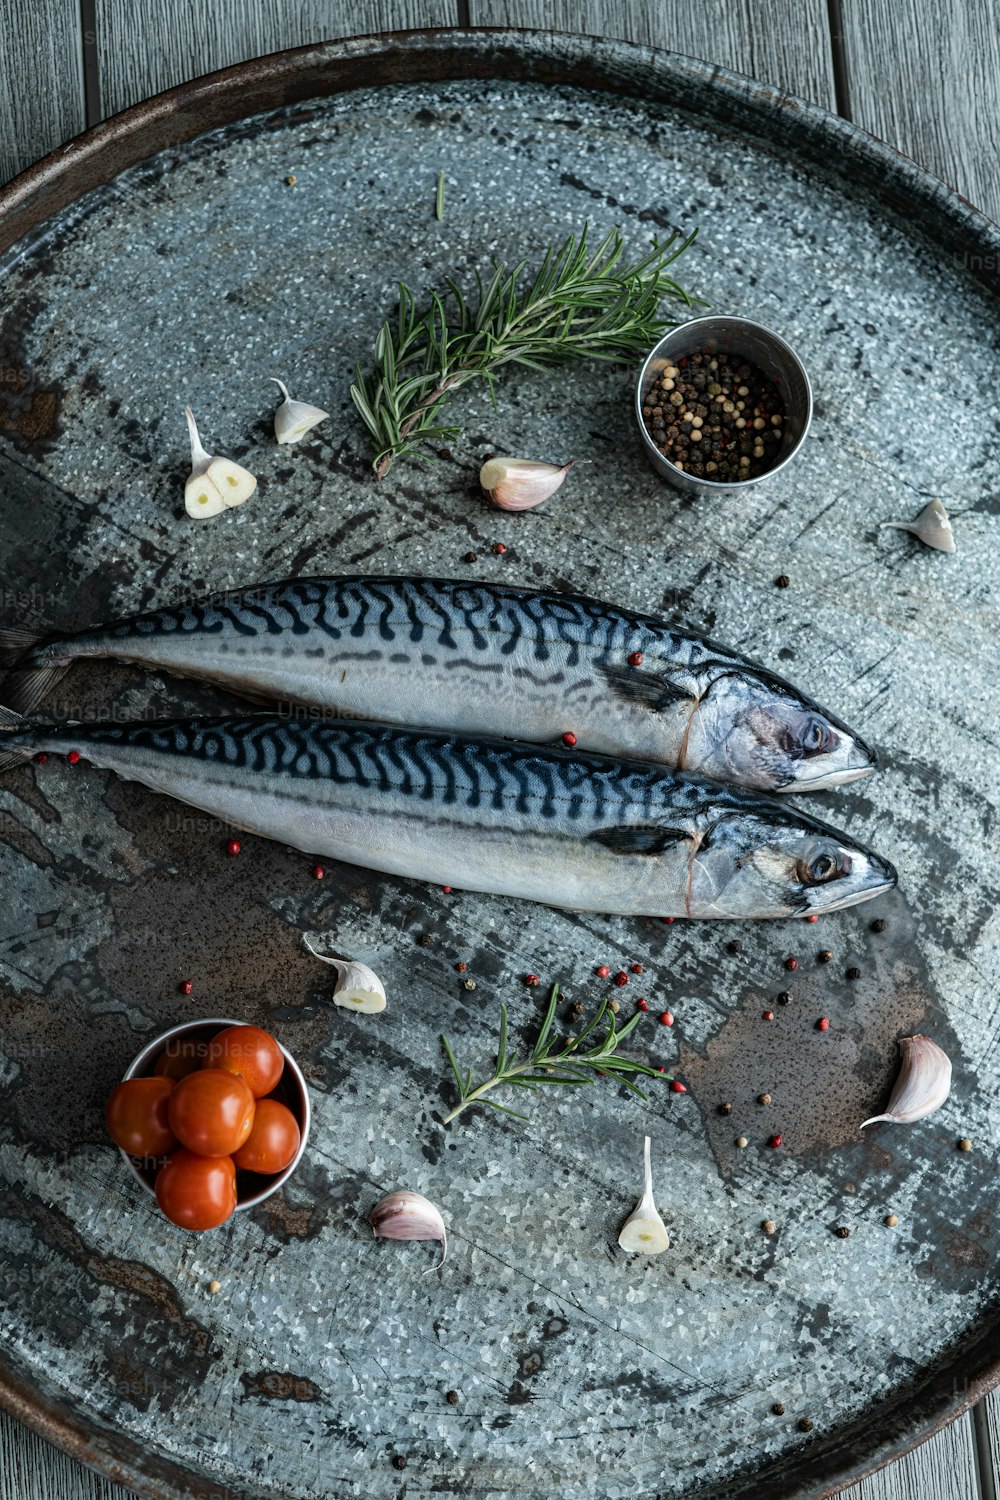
[155,1151,237,1231]
[106,1077,177,1158]
[167,1068,255,1157]
[205,1025,284,1097]
[232,1098,301,1175]
[153,1038,208,1082]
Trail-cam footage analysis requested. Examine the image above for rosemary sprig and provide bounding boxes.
[440,983,668,1126]
[351,223,699,478]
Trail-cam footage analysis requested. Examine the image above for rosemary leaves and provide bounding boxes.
[440,983,666,1125]
[351,225,699,478]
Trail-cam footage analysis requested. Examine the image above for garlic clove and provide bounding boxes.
[860,1034,952,1129]
[479,455,579,512]
[880,498,956,554]
[270,378,329,445]
[618,1135,670,1255]
[303,936,386,1013]
[370,1190,447,1269]
[183,406,257,518]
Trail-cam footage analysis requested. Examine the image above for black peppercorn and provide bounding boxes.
[464,551,478,564]
[392,1455,407,1470]
[718,1102,733,1116]
[445,1390,460,1406]
[817,950,833,964]
[834,1226,850,1239]
[727,939,742,955]
[776,990,792,1006]
[775,574,790,589]
[772,1402,785,1416]
[871,918,888,933]
[417,933,433,948]
[846,966,862,981]
[798,1417,814,1433]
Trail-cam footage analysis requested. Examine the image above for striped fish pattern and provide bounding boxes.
[0,576,875,793]
[0,710,895,919]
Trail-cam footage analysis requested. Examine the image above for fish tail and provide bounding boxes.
[0,627,70,715]
[0,703,32,773]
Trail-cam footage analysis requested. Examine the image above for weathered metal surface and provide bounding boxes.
[0,28,997,1500]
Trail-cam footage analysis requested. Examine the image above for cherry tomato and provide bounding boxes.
[155,1151,237,1231]
[106,1077,176,1158]
[167,1068,255,1157]
[205,1025,284,1097]
[153,1038,208,1082]
[232,1098,301,1175]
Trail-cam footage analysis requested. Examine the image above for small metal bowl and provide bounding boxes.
[635,314,813,494]
[120,1017,311,1211]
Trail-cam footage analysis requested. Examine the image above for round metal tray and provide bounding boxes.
[0,28,998,1500]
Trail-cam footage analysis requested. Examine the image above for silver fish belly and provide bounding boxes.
[1,577,876,793]
[0,713,896,919]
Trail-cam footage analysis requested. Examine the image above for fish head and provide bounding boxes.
[682,671,876,792]
[686,803,897,919]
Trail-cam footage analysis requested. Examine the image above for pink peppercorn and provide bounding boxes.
[816,1016,830,1032]
[524,974,540,987]
[226,839,241,857]
[441,886,452,894]
[784,956,798,972]
[35,752,47,764]
[67,750,81,765]
[312,865,324,880]
[661,917,674,925]
[179,980,193,996]
[596,965,611,979]
[762,1009,774,1021]
[630,962,643,974]
[493,542,507,556]
[562,731,577,747]
[660,1011,674,1026]
[806,914,818,923]
[628,651,644,666]
[614,971,629,987]
[670,1080,687,1094]
[636,997,649,1011]
[769,1133,783,1148]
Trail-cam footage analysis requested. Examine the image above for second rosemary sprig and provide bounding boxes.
[351,223,699,478]
[440,983,668,1126]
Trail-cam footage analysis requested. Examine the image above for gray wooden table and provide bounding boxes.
[0,4,998,1499]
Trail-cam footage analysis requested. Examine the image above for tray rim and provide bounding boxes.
[0,24,998,1500]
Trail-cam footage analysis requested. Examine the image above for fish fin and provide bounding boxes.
[2,664,71,715]
[588,823,689,856]
[599,663,692,712]
[0,625,48,668]
[0,705,30,773]
[0,752,25,773]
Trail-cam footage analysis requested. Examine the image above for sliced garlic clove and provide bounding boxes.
[183,406,257,518]
[271,378,329,445]
[880,498,956,554]
[303,936,386,1013]
[618,1135,670,1254]
[860,1034,952,1128]
[370,1189,447,1269]
[479,456,579,512]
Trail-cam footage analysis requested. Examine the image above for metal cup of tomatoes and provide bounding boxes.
[107,1018,311,1231]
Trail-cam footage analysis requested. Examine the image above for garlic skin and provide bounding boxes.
[270,379,329,445]
[860,1035,952,1129]
[370,1190,447,1269]
[303,937,386,1014]
[880,498,956,554]
[480,456,578,512]
[618,1135,670,1255]
[183,406,257,518]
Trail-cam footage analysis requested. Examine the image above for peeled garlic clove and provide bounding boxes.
[479,455,578,512]
[860,1034,952,1129]
[618,1135,670,1255]
[370,1190,447,1269]
[270,378,329,445]
[303,936,386,1013]
[183,406,257,518]
[880,498,956,554]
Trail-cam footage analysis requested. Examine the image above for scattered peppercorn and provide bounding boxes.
[661,916,674,925]
[179,980,193,996]
[441,885,453,894]
[285,174,297,186]
[798,1417,814,1433]
[628,650,644,666]
[596,965,611,979]
[772,1402,785,1416]
[769,1133,783,1148]
[816,1016,831,1032]
[758,1093,772,1106]
[312,864,324,879]
[524,974,539,987]
[884,1214,899,1227]
[392,1455,407,1471]
[417,933,433,948]
[718,1102,732,1116]
[573,1002,585,1017]
[636,997,650,1012]
[871,918,888,933]
[761,1218,777,1235]
[630,962,643,974]
[463,978,477,991]
[846,966,862,981]
[762,1009,774,1022]
[614,971,629,987]
[609,999,621,1014]
[670,1080,687,1094]
[775,574,790,589]
[34,752,47,764]
[817,950,833,964]
[226,839,241,857]
[735,1136,749,1148]
[455,962,467,973]
[834,1226,850,1239]
[493,542,506,555]
[562,731,577,747]
[67,749,81,765]
[958,1137,973,1153]
[805,914,818,924]
[445,1390,460,1406]
[784,956,798,972]
[438,448,452,461]
[464,551,478,564]
[776,990,792,1006]
[727,939,742,955]
[660,1010,674,1026]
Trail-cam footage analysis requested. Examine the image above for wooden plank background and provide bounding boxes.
[0,3,995,1499]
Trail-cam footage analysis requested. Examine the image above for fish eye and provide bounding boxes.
[801,718,837,757]
[797,847,851,885]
